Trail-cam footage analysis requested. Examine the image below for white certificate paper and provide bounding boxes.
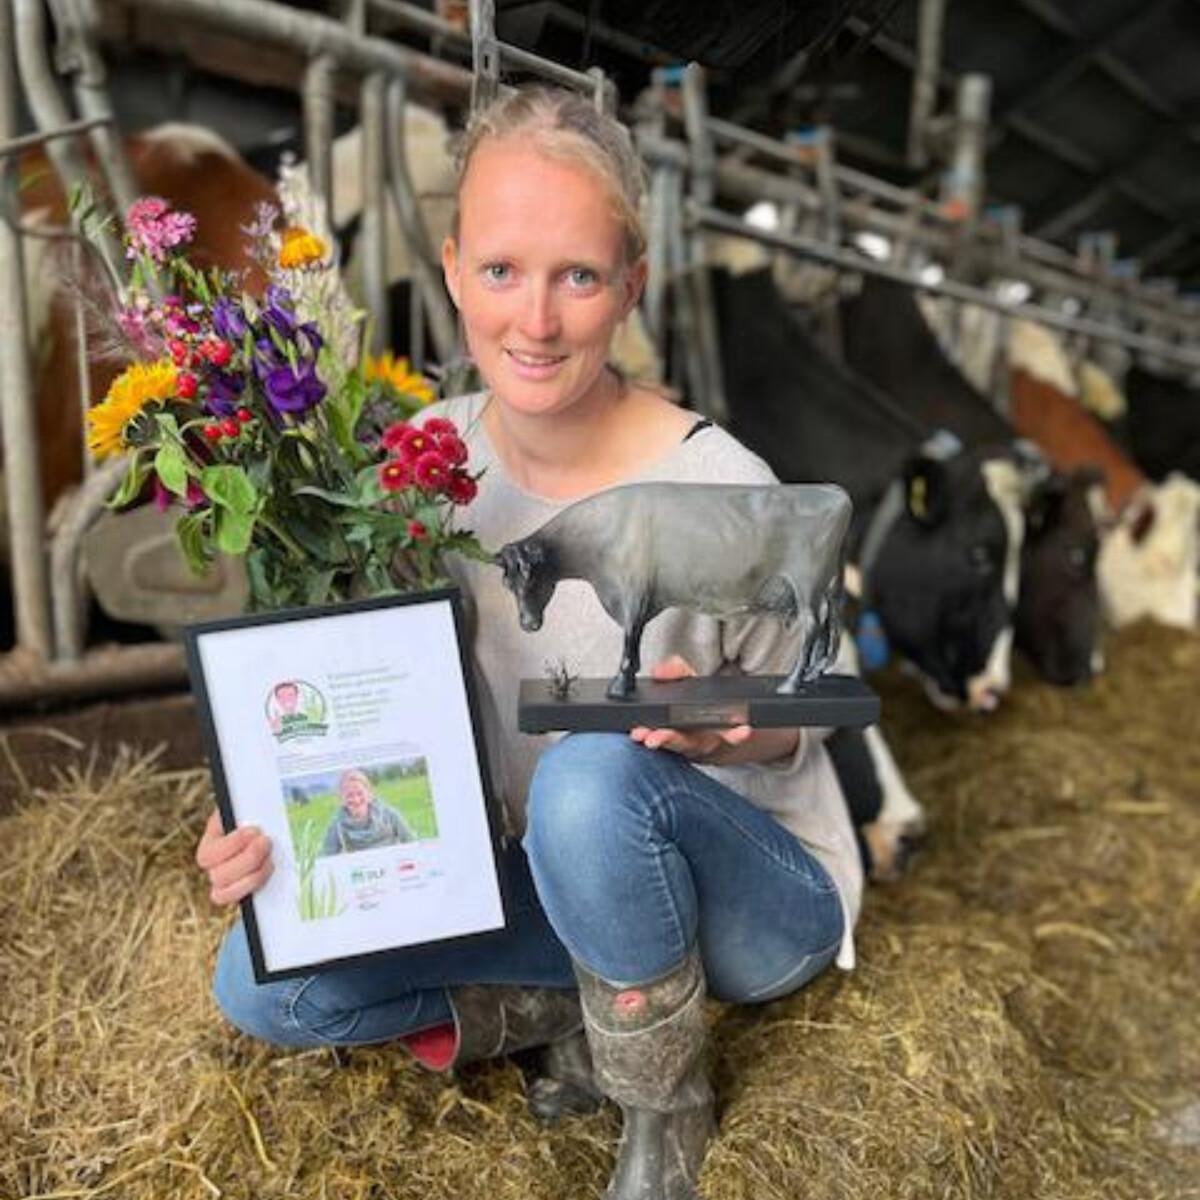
[186,590,506,981]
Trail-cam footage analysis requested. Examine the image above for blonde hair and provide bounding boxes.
[452,85,647,264]
[339,768,373,795]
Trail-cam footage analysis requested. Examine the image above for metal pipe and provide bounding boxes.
[368,0,469,43]
[691,203,1200,371]
[48,0,140,213]
[384,76,457,366]
[941,73,991,223]
[0,642,187,709]
[907,0,946,169]
[49,459,128,661]
[0,113,111,157]
[361,73,390,354]
[0,0,53,659]
[303,54,336,209]
[638,130,1200,340]
[119,0,474,97]
[468,0,498,113]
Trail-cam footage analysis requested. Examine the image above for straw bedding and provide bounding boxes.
[1,621,1197,1199]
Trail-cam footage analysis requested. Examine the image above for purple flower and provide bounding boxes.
[204,369,245,416]
[241,200,279,242]
[125,196,198,264]
[261,285,297,339]
[263,361,325,415]
[211,297,247,343]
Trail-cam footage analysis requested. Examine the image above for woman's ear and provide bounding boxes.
[621,257,648,319]
[442,236,462,309]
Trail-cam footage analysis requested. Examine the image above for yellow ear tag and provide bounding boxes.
[909,474,928,520]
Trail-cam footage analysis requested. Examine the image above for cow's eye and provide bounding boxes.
[1065,545,1090,573]
[968,544,994,574]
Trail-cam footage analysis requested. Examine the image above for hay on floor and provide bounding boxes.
[1,622,1197,1199]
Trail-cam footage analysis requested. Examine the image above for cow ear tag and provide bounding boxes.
[856,610,890,671]
[908,474,929,521]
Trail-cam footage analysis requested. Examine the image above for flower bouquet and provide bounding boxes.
[77,188,489,611]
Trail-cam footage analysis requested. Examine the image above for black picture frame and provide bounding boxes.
[184,587,510,984]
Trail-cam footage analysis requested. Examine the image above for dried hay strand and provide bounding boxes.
[1,621,1198,1199]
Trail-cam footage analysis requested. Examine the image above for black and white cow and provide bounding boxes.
[1123,364,1200,486]
[497,481,852,698]
[839,273,1105,688]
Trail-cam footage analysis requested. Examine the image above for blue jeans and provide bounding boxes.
[212,733,845,1048]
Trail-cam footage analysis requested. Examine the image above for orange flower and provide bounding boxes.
[278,226,328,270]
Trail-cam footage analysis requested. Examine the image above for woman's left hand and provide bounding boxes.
[629,655,753,764]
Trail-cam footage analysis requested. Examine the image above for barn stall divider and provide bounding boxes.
[0,0,613,709]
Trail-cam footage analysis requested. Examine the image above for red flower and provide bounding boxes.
[396,425,433,463]
[446,469,478,506]
[437,433,468,467]
[168,339,188,365]
[176,371,198,399]
[379,459,411,491]
[235,407,253,423]
[407,519,428,541]
[220,417,240,438]
[422,416,458,440]
[206,340,233,367]
[202,423,222,441]
[413,449,451,490]
[381,421,410,452]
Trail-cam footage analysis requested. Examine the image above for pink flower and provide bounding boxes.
[422,417,458,440]
[413,450,451,491]
[381,422,410,452]
[396,425,434,464]
[125,196,198,264]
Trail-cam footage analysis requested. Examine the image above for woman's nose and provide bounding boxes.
[519,281,561,341]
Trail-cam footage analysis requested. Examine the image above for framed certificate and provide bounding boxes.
[184,588,507,983]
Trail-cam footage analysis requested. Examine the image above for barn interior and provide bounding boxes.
[1,3,1198,1199]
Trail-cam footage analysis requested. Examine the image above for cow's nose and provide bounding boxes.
[967,685,1002,713]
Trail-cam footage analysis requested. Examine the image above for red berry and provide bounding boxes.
[176,372,198,399]
[220,417,240,438]
[168,339,188,364]
[207,340,233,367]
[235,407,253,423]
[202,424,222,441]
[407,519,428,541]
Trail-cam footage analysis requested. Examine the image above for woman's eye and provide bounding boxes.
[482,263,512,284]
[566,266,599,288]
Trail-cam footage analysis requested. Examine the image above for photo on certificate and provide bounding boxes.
[184,588,507,983]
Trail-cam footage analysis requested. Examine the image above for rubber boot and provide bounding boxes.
[402,985,603,1121]
[574,952,716,1200]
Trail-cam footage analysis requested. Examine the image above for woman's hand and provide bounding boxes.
[195,808,274,906]
[629,655,754,763]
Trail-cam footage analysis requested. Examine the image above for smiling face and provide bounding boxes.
[442,137,645,420]
[339,773,371,821]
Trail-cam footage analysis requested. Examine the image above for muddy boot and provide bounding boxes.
[402,985,602,1120]
[574,952,716,1200]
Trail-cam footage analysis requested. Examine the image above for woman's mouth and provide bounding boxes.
[506,348,568,379]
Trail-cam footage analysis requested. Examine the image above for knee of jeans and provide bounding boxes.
[525,733,651,861]
[212,921,304,1047]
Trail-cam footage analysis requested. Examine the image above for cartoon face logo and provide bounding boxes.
[266,680,328,742]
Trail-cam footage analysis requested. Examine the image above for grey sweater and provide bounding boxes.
[423,393,862,969]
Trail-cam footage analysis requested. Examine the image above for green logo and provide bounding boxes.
[266,679,329,743]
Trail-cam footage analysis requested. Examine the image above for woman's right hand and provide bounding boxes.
[195,808,274,905]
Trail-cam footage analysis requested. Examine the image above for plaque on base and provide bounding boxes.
[518,672,879,734]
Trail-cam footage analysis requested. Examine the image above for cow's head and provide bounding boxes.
[867,440,1024,713]
[1016,466,1106,685]
[497,538,557,631]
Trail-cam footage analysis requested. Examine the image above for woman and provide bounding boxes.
[319,768,415,856]
[196,85,861,1199]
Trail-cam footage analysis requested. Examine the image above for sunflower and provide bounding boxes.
[363,351,436,407]
[278,226,328,270]
[87,359,180,460]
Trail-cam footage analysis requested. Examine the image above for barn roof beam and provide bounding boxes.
[990,0,1176,150]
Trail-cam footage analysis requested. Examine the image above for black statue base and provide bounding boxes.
[518,673,879,734]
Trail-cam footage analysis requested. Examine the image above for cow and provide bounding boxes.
[839,273,1104,687]
[497,481,851,699]
[1123,364,1200,486]
[715,266,1028,711]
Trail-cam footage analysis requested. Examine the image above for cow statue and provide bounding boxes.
[497,481,852,699]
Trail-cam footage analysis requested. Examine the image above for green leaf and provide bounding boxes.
[293,483,363,509]
[201,464,257,514]
[305,570,337,606]
[441,531,496,564]
[108,453,151,508]
[214,506,255,555]
[154,442,190,497]
[176,511,212,575]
